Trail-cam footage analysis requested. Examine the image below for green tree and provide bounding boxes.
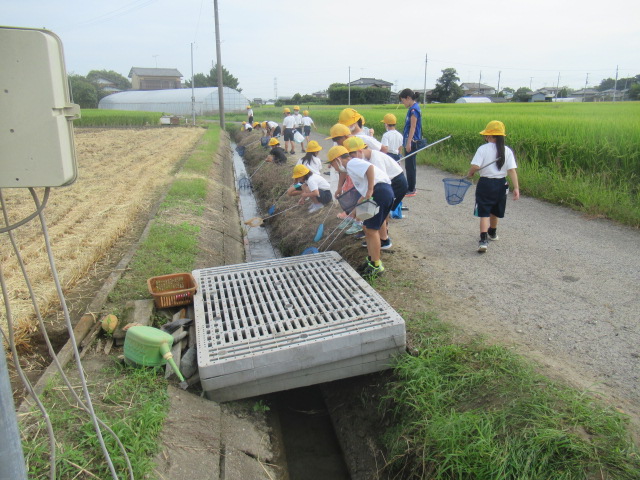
[185,64,242,91]
[292,93,302,103]
[629,83,640,100]
[512,87,532,102]
[432,68,463,103]
[86,70,131,91]
[68,74,98,108]
[597,78,616,91]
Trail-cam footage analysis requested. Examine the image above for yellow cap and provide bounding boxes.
[253,121,260,127]
[303,110,309,115]
[268,138,279,146]
[381,113,397,125]
[283,107,291,113]
[261,121,267,128]
[343,136,366,153]
[306,140,322,153]
[246,105,251,109]
[327,145,349,163]
[325,123,351,139]
[292,164,310,178]
[338,108,364,127]
[242,121,246,124]
[294,105,300,111]
[480,120,506,136]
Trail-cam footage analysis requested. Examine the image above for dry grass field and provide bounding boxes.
[1,127,205,348]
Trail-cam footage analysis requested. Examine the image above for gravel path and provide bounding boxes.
[390,163,640,421]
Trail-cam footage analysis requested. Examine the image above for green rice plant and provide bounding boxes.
[382,314,640,479]
[74,109,163,127]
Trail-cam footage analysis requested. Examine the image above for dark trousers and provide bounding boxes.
[404,145,418,192]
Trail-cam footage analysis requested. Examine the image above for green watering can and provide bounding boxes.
[124,326,185,383]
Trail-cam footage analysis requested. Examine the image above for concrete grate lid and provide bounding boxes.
[193,251,405,367]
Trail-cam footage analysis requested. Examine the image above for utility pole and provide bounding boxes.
[0,335,27,479]
[348,66,351,106]
[613,65,619,102]
[556,72,561,99]
[190,43,195,125]
[153,54,159,68]
[497,71,501,97]
[530,77,533,91]
[583,73,589,102]
[422,53,428,105]
[213,0,224,129]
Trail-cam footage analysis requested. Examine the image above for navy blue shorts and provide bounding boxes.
[474,177,508,218]
[363,183,394,230]
[386,152,401,161]
[304,126,311,136]
[283,128,295,141]
[318,189,332,205]
[391,173,408,211]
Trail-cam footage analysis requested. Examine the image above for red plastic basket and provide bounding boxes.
[147,273,197,309]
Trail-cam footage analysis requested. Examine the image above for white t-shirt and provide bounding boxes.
[302,116,314,127]
[471,142,517,179]
[368,150,403,179]
[381,130,404,154]
[243,123,252,130]
[296,156,322,175]
[267,121,278,129]
[282,115,296,129]
[293,113,303,126]
[346,157,391,197]
[306,172,330,193]
[247,109,253,117]
[355,132,382,151]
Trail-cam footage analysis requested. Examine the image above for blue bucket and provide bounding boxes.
[442,178,472,205]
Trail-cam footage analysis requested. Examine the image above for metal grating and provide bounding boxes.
[192,251,406,399]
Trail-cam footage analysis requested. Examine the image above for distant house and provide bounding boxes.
[348,77,393,89]
[128,67,183,90]
[568,88,599,102]
[312,90,328,99]
[455,97,492,104]
[94,77,122,94]
[530,87,559,102]
[460,83,496,96]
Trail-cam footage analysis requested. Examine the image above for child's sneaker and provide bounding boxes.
[478,239,488,253]
[362,260,385,278]
[354,231,366,240]
[337,217,354,229]
[380,237,393,249]
[488,230,499,241]
[308,203,323,213]
[345,223,363,235]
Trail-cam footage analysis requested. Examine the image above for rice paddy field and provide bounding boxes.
[248,102,640,227]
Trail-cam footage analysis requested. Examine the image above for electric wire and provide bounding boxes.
[1,188,132,480]
[29,187,125,480]
[0,188,49,234]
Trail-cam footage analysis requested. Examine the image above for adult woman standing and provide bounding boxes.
[399,88,424,196]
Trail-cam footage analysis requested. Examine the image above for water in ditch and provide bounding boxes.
[231,143,349,479]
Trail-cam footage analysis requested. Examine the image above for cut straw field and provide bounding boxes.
[0,127,205,346]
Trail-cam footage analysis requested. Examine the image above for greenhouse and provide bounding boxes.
[98,87,250,114]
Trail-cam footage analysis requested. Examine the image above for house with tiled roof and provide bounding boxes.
[128,67,183,90]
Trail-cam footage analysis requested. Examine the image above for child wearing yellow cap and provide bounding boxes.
[296,141,323,175]
[266,137,287,164]
[301,110,317,151]
[287,164,332,213]
[327,145,393,278]
[380,113,404,161]
[466,120,520,253]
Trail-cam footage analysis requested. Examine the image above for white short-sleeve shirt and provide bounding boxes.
[368,150,403,179]
[355,132,382,151]
[381,130,404,154]
[282,115,296,129]
[346,157,391,197]
[306,172,331,192]
[471,142,517,178]
[297,156,322,175]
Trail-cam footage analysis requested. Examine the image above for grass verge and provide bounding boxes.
[382,312,640,479]
[21,125,221,479]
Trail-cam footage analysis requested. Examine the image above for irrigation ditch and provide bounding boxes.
[229,133,394,479]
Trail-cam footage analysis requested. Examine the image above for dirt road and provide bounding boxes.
[389,163,640,422]
[300,129,640,426]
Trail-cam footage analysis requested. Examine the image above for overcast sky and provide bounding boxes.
[4,0,639,100]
